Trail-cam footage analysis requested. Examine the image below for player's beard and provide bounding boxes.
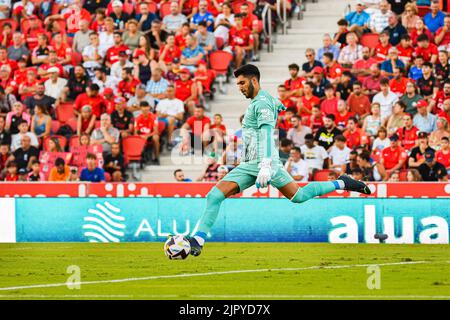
[246,82,255,99]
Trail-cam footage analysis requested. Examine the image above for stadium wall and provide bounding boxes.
[0,197,448,244]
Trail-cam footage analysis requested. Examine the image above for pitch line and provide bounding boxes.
[191,294,450,299]
[0,260,432,292]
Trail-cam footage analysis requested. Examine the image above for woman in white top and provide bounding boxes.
[214,2,235,44]
[363,102,382,139]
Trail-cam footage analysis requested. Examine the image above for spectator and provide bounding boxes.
[397,34,414,66]
[363,63,384,98]
[93,67,118,95]
[329,134,351,173]
[10,119,38,151]
[372,77,398,121]
[122,20,143,51]
[195,21,216,55]
[277,84,296,110]
[417,61,438,99]
[315,114,342,151]
[345,1,370,36]
[373,30,391,63]
[217,165,229,181]
[46,137,63,152]
[103,142,125,181]
[7,32,30,62]
[5,102,31,134]
[336,71,355,101]
[191,0,215,32]
[372,126,391,158]
[287,115,312,148]
[351,167,364,181]
[337,32,363,68]
[48,157,70,181]
[3,160,17,181]
[434,51,449,89]
[389,67,408,97]
[320,84,339,116]
[380,47,405,78]
[137,1,158,33]
[369,0,391,33]
[181,105,211,154]
[158,34,182,66]
[429,117,450,149]
[423,0,445,33]
[103,30,129,68]
[317,34,340,62]
[345,150,359,175]
[91,113,120,155]
[63,66,91,102]
[173,168,192,182]
[396,112,419,151]
[0,116,11,145]
[417,149,447,181]
[80,152,105,182]
[413,99,437,133]
[335,99,354,131]
[386,100,407,135]
[134,101,160,164]
[297,81,320,118]
[327,170,338,181]
[344,116,368,149]
[351,47,377,83]
[162,1,188,33]
[311,67,330,98]
[400,81,423,115]
[408,131,434,169]
[363,102,383,138]
[117,67,141,100]
[322,52,343,85]
[111,97,134,138]
[334,18,349,49]
[388,169,400,181]
[285,146,309,182]
[127,84,155,117]
[28,159,45,181]
[147,20,169,51]
[72,20,92,54]
[435,15,450,47]
[77,105,96,136]
[410,18,434,46]
[279,138,293,165]
[175,68,197,115]
[406,168,422,181]
[110,50,134,82]
[301,133,329,172]
[23,82,56,118]
[409,56,425,82]
[383,13,407,46]
[213,2,235,44]
[82,32,105,75]
[357,150,375,181]
[415,34,438,64]
[30,104,51,140]
[376,133,408,180]
[196,152,220,182]
[12,135,39,171]
[435,137,450,171]
[44,67,67,100]
[302,48,322,78]
[284,63,305,100]
[209,113,226,154]
[226,13,254,68]
[0,86,16,118]
[401,2,421,32]
[347,80,371,118]
[145,67,169,102]
[387,0,409,15]
[74,83,106,119]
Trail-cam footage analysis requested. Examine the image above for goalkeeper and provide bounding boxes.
[187,64,371,256]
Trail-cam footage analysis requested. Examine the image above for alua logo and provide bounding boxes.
[82,201,126,243]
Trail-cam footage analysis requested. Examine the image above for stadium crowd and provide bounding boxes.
[0,0,285,182]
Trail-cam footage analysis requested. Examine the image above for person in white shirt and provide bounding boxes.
[300,134,330,173]
[110,51,134,81]
[285,146,309,182]
[44,67,68,100]
[328,134,351,173]
[162,1,188,33]
[99,17,116,54]
[372,78,398,122]
[82,32,105,73]
[92,66,119,95]
[11,120,39,152]
[369,0,391,33]
[155,85,185,149]
[0,0,11,19]
[287,115,312,148]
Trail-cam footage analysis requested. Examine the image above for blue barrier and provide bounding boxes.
[11,198,450,244]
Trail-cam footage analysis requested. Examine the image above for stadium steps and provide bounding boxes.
[139,0,358,182]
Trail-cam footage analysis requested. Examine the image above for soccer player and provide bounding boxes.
[184,65,371,256]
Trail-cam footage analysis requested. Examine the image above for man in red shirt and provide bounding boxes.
[297,81,320,120]
[396,113,419,151]
[17,68,39,101]
[134,101,160,164]
[335,99,355,131]
[74,83,107,119]
[396,34,414,66]
[435,136,450,170]
[351,47,377,83]
[284,63,305,100]
[430,80,450,113]
[0,46,17,72]
[24,15,47,51]
[389,66,409,97]
[105,31,129,69]
[240,2,259,58]
[51,33,73,67]
[181,105,211,153]
[228,13,254,69]
[347,80,371,118]
[343,116,368,149]
[175,68,197,115]
[372,31,391,62]
[435,15,450,47]
[322,52,343,85]
[414,34,438,64]
[320,84,338,116]
[117,67,140,100]
[377,133,408,180]
[277,84,295,115]
[438,99,450,125]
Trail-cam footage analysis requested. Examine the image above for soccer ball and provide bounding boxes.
[164,235,191,260]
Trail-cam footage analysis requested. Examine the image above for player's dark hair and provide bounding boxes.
[234,64,260,82]
[173,169,183,176]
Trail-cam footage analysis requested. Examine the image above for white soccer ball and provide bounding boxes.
[164,235,191,260]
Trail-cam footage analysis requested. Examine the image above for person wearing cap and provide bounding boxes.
[110,49,134,81]
[16,167,27,181]
[155,84,184,150]
[111,96,134,138]
[126,84,155,117]
[376,133,408,181]
[409,131,435,168]
[337,32,363,68]
[109,0,131,31]
[44,66,67,100]
[117,67,141,99]
[74,83,107,119]
[161,1,187,33]
[175,68,197,115]
[417,148,448,181]
[311,66,330,98]
[413,99,437,133]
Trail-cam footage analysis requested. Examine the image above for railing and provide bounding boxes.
[276,0,288,34]
[261,2,273,52]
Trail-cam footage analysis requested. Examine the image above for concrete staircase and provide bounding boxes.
[140,0,357,182]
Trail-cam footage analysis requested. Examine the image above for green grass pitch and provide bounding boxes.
[0,243,449,300]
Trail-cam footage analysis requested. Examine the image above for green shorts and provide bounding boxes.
[221,161,294,192]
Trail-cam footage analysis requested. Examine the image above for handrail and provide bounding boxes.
[276,0,288,34]
[261,3,273,52]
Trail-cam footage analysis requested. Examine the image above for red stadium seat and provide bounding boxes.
[69,135,80,150]
[0,18,18,32]
[123,2,134,15]
[72,51,82,66]
[417,6,431,17]
[360,33,379,49]
[104,171,112,182]
[51,120,61,134]
[66,117,78,132]
[313,169,335,181]
[122,136,146,162]
[56,103,75,123]
[160,1,172,18]
[399,169,408,182]
[95,120,101,129]
[216,37,225,50]
[147,1,158,14]
[209,50,233,76]
[43,135,67,151]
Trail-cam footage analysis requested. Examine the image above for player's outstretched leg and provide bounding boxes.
[289,174,371,204]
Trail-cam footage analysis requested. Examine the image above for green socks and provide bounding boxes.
[196,187,226,235]
[290,182,336,203]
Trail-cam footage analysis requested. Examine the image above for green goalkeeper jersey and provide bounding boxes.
[241,89,286,165]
